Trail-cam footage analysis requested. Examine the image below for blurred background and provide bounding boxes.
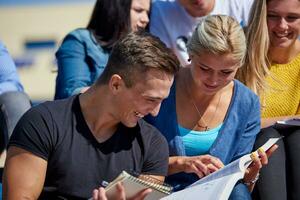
[0,0,95,103]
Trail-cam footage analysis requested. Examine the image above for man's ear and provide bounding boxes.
[109,74,124,94]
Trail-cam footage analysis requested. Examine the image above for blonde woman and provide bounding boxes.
[146,15,277,199]
[238,0,300,199]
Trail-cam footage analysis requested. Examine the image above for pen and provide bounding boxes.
[101,180,109,188]
[88,181,109,200]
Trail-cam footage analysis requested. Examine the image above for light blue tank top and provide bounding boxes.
[178,123,222,156]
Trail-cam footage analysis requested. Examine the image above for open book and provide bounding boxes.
[160,137,281,200]
[275,118,300,128]
[103,171,172,200]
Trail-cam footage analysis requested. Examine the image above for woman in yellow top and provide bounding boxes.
[237,0,300,199]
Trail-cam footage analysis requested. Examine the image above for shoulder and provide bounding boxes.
[43,95,76,109]
[234,80,257,97]
[138,119,163,136]
[232,80,260,110]
[57,28,97,50]
[151,0,182,16]
[212,0,254,22]
[152,0,177,9]
[221,0,254,9]
[64,28,93,42]
[18,105,50,127]
[137,119,169,158]
[12,97,78,147]
[138,119,167,144]
[8,99,75,161]
[26,96,77,121]
[22,98,69,120]
[56,29,108,60]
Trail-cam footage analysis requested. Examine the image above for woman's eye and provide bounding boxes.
[267,14,280,19]
[222,71,233,75]
[199,67,209,71]
[286,16,300,22]
[134,8,143,13]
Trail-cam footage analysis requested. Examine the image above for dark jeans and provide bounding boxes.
[229,182,252,200]
[253,126,300,200]
[0,91,31,153]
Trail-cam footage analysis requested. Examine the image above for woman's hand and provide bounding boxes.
[92,182,152,200]
[243,144,278,191]
[169,155,224,178]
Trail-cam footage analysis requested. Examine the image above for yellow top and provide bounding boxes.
[261,54,300,118]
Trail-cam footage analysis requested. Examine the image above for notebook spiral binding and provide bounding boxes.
[125,171,173,194]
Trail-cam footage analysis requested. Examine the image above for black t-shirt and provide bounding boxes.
[9,95,169,199]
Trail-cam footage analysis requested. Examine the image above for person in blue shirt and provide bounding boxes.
[54,0,150,99]
[145,15,277,199]
[0,40,31,154]
[149,0,254,66]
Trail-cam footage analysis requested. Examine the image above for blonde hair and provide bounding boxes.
[236,0,270,96]
[187,15,247,67]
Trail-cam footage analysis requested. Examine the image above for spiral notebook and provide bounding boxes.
[104,171,172,200]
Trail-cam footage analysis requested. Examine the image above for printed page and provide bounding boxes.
[253,137,282,153]
[189,137,281,188]
[188,156,246,188]
[161,137,282,200]
[161,172,242,200]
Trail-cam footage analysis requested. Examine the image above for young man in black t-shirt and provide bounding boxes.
[3,31,180,200]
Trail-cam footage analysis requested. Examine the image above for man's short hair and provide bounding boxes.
[97,31,180,87]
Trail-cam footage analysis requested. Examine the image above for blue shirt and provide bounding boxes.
[55,29,110,99]
[178,124,221,156]
[0,41,24,94]
[145,79,261,189]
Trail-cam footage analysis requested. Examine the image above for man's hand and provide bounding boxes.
[92,182,152,200]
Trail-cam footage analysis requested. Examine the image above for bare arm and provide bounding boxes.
[3,146,47,200]
[139,174,165,184]
[261,114,300,128]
